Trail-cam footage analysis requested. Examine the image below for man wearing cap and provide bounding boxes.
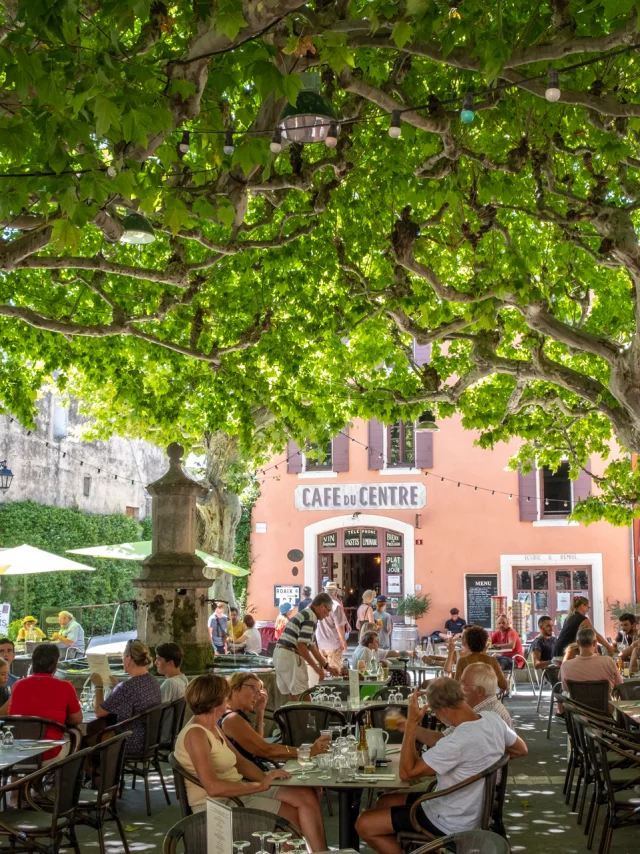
[315,582,348,671]
[374,596,394,650]
[51,611,85,653]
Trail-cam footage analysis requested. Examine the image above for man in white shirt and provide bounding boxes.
[51,611,85,653]
[357,678,527,850]
[315,582,348,671]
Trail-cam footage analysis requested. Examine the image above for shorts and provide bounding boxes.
[273,646,309,696]
[390,793,446,836]
[192,788,282,814]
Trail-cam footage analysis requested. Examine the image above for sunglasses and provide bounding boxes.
[242,683,261,694]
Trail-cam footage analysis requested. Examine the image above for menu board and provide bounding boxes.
[344,529,361,548]
[386,554,403,574]
[386,531,403,549]
[321,532,337,549]
[362,529,378,547]
[320,554,331,572]
[465,574,498,628]
[207,798,233,854]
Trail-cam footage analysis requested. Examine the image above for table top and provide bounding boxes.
[277,751,424,790]
[285,698,409,713]
[612,699,640,721]
[0,739,65,770]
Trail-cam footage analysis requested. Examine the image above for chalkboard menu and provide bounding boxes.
[386,531,403,549]
[386,554,403,574]
[321,532,337,549]
[465,574,498,628]
[344,529,361,548]
[362,528,378,547]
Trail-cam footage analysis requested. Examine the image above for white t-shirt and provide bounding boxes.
[242,627,263,654]
[350,644,385,669]
[161,673,189,703]
[422,712,517,836]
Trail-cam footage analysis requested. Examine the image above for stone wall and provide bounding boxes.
[0,392,165,519]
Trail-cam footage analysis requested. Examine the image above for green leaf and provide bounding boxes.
[121,110,152,147]
[215,3,247,40]
[93,96,120,137]
[279,73,302,107]
[169,79,197,100]
[51,219,81,253]
[162,198,190,235]
[391,20,414,49]
[217,198,235,227]
[58,185,79,218]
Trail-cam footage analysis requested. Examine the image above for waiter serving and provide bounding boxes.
[50,610,86,653]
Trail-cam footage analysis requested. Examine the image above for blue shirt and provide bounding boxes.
[208,613,228,647]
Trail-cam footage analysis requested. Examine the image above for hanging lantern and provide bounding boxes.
[415,411,439,432]
[279,72,340,145]
[120,213,156,245]
[0,460,13,491]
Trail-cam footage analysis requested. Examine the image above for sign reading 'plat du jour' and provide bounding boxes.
[294,482,426,511]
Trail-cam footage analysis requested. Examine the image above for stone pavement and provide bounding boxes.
[71,686,639,852]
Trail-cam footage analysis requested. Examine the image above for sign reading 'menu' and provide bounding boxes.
[294,483,426,511]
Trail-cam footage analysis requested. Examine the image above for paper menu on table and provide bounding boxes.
[207,797,234,854]
[86,653,112,686]
[349,668,360,703]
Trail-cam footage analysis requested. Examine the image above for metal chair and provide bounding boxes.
[546,683,564,738]
[273,704,347,746]
[157,697,187,763]
[536,664,560,713]
[566,679,611,715]
[411,829,511,853]
[163,807,305,854]
[511,653,537,695]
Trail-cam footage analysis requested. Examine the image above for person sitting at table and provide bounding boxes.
[91,638,162,755]
[615,613,639,661]
[220,672,329,770]
[50,610,85,654]
[357,678,527,850]
[630,641,640,673]
[561,626,622,704]
[387,664,514,749]
[435,608,467,641]
[455,625,509,693]
[16,616,47,646]
[228,614,263,654]
[175,673,328,852]
[8,642,82,760]
[0,658,11,713]
[0,637,18,687]
[529,615,555,670]
[351,631,399,670]
[156,642,189,744]
[489,614,523,673]
[552,596,613,662]
[274,602,293,641]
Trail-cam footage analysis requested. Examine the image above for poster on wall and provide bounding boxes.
[387,576,401,593]
[321,532,337,549]
[362,529,378,547]
[385,531,403,549]
[344,529,361,548]
[385,554,403,574]
[0,603,9,635]
[273,585,301,607]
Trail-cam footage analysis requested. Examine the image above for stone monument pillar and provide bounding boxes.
[133,442,213,672]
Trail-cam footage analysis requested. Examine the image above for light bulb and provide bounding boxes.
[106,165,117,178]
[178,130,190,153]
[223,129,234,155]
[460,93,474,124]
[545,69,561,102]
[388,109,402,138]
[270,128,282,154]
[325,121,339,148]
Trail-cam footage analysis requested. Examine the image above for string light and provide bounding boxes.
[325,122,339,148]
[223,129,234,155]
[178,130,190,154]
[388,110,402,139]
[545,69,561,102]
[270,128,282,154]
[460,93,475,123]
[106,165,117,178]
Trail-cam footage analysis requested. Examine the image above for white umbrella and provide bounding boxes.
[0,544,95,575]
[68,541,250,577]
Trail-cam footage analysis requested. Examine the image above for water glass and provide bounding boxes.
[252,831,271,854]
[2,726,15,748]
[316,752,332,781]
[297,744,313,780]
[233,841,249,854]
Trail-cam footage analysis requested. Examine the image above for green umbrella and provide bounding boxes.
[67,541,250,577]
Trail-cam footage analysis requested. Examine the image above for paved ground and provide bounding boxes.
[71,686,639,853]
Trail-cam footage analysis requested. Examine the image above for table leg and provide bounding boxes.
[338,788,362,850]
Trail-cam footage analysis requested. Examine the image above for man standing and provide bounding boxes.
[374,596,394,650]
[315,582,348,670]
[490,614,523,672]
[208,601,228,654]
[228,607,247,644]
[273,592,340,700]
[561,626,623,700]
[529,615,555,670]
[0,637,18,686]
[51,611,85,654]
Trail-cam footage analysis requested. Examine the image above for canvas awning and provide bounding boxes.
[67,541,250,577]
[0,544,95,575]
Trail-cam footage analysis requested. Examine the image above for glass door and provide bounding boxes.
[514,566,591,637]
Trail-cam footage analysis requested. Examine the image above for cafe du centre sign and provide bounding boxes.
[294,482,426,512]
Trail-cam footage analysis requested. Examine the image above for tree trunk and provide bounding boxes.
[196,431,242,607]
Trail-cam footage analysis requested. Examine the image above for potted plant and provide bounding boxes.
[397,592,431,624]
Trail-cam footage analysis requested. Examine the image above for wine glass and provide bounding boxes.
[233,841,250,854]
[316,752,331,781]
[297,744,313,780]
[267,836,281,854]
[3,726,15,748]
[252,831,271,854]
[276,832,292,852]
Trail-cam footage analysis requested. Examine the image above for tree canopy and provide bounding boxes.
[2,0,640,523]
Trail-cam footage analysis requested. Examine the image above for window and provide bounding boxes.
[541,462,572,517]
[304,441,332,471]
[83,476,91,497]
[387,422,415,467]
[515,566,591,635]
[126,506,139,520]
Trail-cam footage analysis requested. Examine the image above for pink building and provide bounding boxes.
[248,416,633,639]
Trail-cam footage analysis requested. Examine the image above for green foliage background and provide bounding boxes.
[231,483,259,612]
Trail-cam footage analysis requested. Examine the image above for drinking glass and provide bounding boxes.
[316,753,332,781]
[292,840,307,854]
[233,841,250,854]
[297,744,313,780]
[252,831,271,854]
[335,753,349,782]
[363,747,376,774]
[267,837,281,854]
[2,726,15,748]
[328,724,342,742]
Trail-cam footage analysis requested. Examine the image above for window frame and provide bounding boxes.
[302,440,333,472]
[385,421,415,469]
[540,461,573,519]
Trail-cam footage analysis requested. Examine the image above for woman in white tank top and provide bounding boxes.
[175,674,327,851]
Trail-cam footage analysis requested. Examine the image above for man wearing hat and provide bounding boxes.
[16,617,46,645]
[315,581,348,671]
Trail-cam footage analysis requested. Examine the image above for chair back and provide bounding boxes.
[46,743,94,833]
[542,664,560,686]
[163,807,303,854]
[159,697,187,749]
[0,714,56,740]
[614,681,640,701]
[413,829,511,853]
[168,753,196,818]
[89,731,130,807]
[373,684,414,701]
[566,679,610,714]
[273,704,347,746]
[138,703,165,757]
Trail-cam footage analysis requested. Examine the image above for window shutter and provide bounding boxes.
[368,419,384,470]
[572,464,592,506]
[332,430,349,472]
[286,439,303,474]
[518,468,538,521]
[415,430,433,469]
[413,340,431,366]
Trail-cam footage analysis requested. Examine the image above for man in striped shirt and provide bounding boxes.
[274,592,340,699]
